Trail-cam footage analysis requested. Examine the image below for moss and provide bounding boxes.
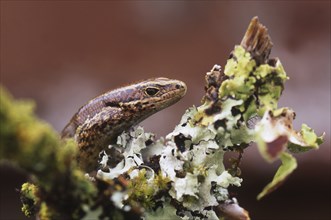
[0,86,97,219]
[127,169,156,210]
[182,194,199,205]
[38,202,60,220]
[153,172,171,191]
[20,183,39,217]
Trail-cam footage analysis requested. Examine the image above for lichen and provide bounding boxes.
[93,18,323,219]
[257,152,297,200]
[220,45,288,119]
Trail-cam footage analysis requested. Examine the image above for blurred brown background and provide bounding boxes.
[0,1,330,220]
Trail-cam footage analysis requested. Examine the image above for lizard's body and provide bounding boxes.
[62,78,186,171]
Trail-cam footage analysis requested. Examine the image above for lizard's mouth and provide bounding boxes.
[175,81,187,98]
[154,79,187,110]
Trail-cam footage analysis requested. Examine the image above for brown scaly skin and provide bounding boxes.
[61,78,187,172]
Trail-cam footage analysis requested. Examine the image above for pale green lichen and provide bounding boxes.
[254,108,323,199]
[97,127,148,180]
[257,152,297,200]
[220,45,288,119]
[288,124,324,153]
[96,118,241,218]
[255,108,316,161]
[144,202,182,220]
[94,39,323,217]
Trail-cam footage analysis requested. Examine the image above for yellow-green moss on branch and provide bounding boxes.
[0,86,97,219]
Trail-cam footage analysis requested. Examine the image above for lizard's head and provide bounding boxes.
[141,77,186,108]
[118,77,187,116]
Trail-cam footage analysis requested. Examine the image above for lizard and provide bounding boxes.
[61,77,186,172]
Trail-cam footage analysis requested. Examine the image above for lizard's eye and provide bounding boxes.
[145,87,160,96]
